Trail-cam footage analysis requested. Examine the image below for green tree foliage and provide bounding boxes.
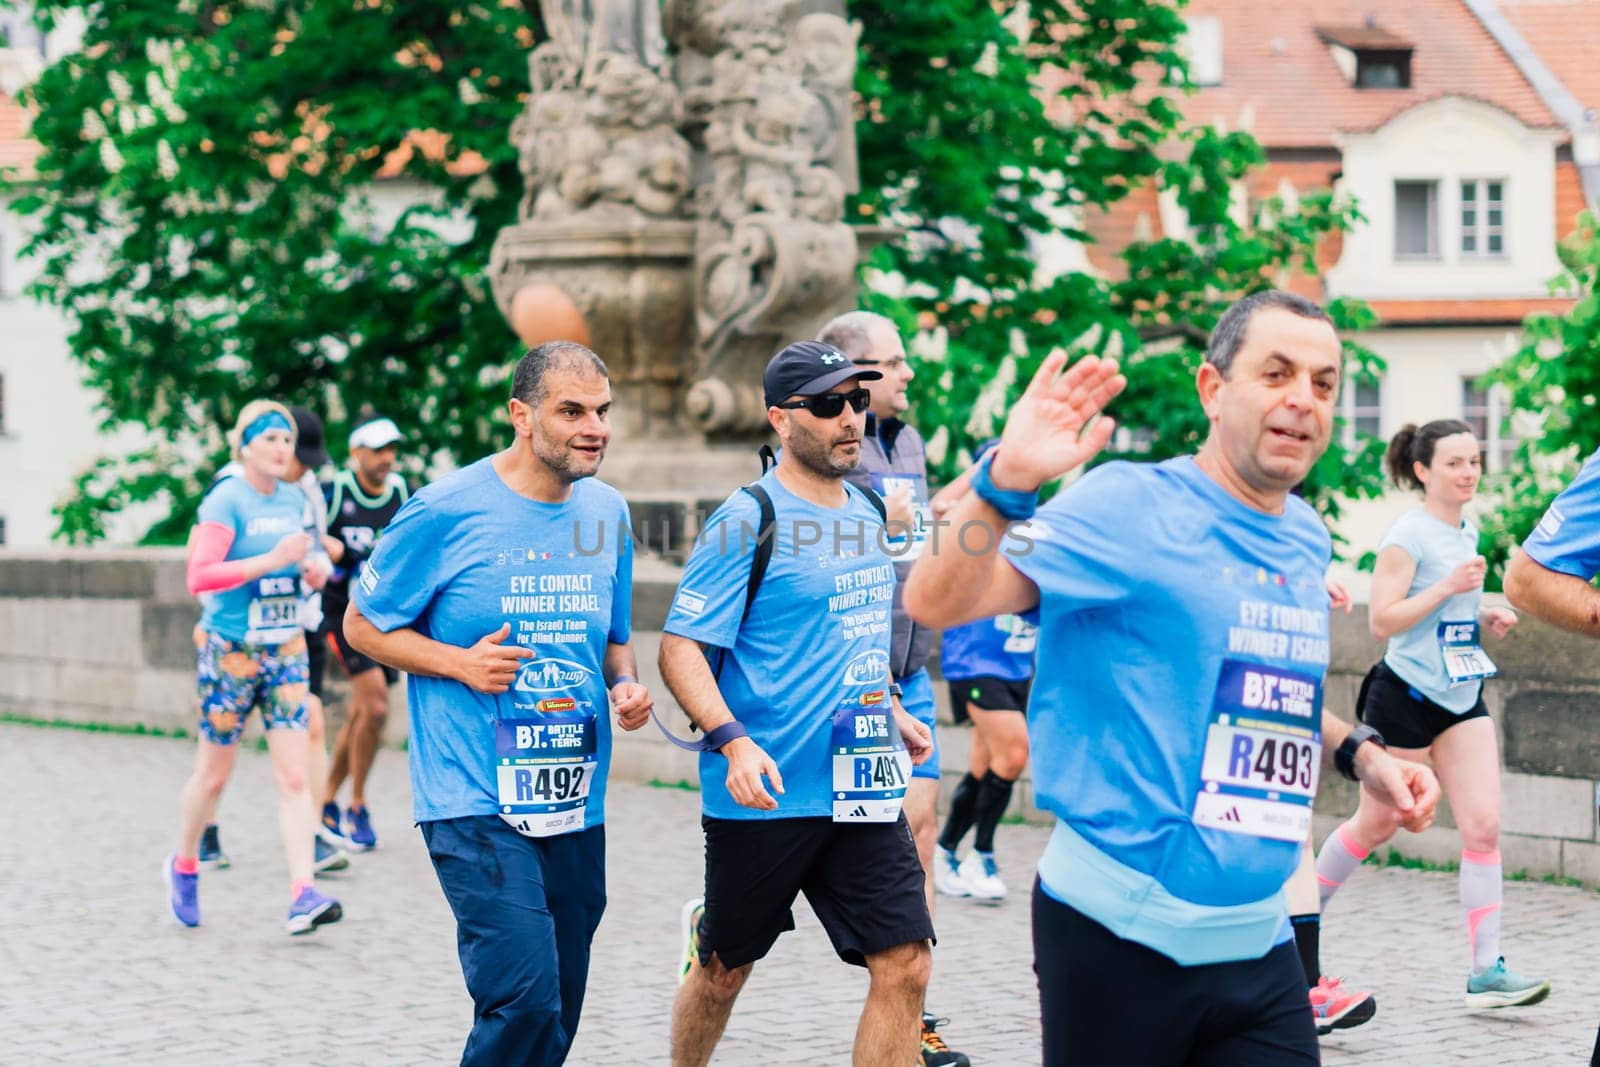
[10,0,1380,543]
[1480,211,1600,575]
[11,1,542,543]
[851,0,1384,528]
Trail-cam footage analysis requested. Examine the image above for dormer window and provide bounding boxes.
[1316,24,1414,90]
[1355,50,1411,89]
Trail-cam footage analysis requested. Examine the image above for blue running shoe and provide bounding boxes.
[1465,957,1550,1009]
[320,801,342,837]
[164,855,200,928]
[346,805,376,851]
[286,886,343,935]
[313,836,350,874]
[198,824,230,870]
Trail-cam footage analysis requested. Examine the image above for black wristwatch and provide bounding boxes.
[888,682,904,699]
[1335,724,1386,782]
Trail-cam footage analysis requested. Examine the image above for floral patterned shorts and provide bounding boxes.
[195,630,310,746]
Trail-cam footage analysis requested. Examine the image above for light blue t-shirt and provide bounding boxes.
[1010,457,1332,966]
[1523,445,1600,580]
[197,476,311,645]
[352,459,632,826]
[939,610,1039,683]
[664,471,896,820]
[1379,508,1483,711]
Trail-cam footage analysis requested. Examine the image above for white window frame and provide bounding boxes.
[1461,378,1516,473]
[1393,180,1440,260]
[1339,375,1383,451]
[1460,178,1508,259]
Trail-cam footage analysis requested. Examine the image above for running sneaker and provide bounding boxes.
[320,801,342,838]
[1465,957,1551,1009]
[934,846,971,898]
[1309,975,1376,1035]
[678,898,705,985]
[313,836,350,874]
[286,886,343,935]
[164,855,200,928]
[919,1012,970,1067]
[345,805,377,850]
[957,850,1007,902]
[198,824,230,870]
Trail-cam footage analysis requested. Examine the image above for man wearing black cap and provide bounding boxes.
[319,415,411,851]
[660,341,938,1067]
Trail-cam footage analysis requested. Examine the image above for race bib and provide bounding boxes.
[831,696,912,823]
[1192,659,1322,843]
[998,614,1038,655]
[245,575,301,645]
[871,473,931,561]
[1439,620,1497,686]
[495,706,598,838]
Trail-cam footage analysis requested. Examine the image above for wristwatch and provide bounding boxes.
[888,682,904,699]
[1335,723,1386,782]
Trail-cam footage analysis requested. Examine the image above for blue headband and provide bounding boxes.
[241,411,293,446]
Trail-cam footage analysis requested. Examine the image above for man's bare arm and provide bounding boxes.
[1504,549,1600,637]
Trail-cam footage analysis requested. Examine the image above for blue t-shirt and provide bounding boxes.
[1378,509,1482,711]
[1010,457,1332,965]
[664,471,896,820]
[197,476,311,645]
[352,459,632,825]
[939,611,1038,683]
[1523,446,1600,580]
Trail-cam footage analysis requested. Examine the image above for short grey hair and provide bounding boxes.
[1206,290,1334,377]
[817,310,898,361]
[511,341,609,407]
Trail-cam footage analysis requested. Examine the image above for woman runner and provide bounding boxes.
[1315,420,1547,1008]
[165,400,343,935]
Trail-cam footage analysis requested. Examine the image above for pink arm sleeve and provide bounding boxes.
[186,522,252,595]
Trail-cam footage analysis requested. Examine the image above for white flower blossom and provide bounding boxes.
[157,140,179,181]
[81,109,108,141]
[99,139,124,174]
[458,78,483,105]
[107,70,132,102]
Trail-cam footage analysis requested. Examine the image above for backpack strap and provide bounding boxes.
[847,481,888,524]
[739,483,776,621]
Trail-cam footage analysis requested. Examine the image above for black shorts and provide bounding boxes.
[307,633,327,699]
[698,814,934,970]
[948,676,1031,716]
[1033,884,1317,1067]
[321,613,399,685]
[1356,660,1487,750]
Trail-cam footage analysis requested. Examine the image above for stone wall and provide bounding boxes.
[4,550,1600,881]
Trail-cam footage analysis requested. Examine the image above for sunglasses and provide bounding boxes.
[775,388,872,419]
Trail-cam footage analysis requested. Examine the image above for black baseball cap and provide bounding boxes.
[762,340,882,409]
[288,405,330,468]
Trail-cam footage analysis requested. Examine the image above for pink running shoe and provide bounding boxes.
[1310,975,1377,1035]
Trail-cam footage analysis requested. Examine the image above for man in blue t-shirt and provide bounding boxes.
[817,309,967,1067]
[1504,446,1600,1066]
[904,290,1441,1066]
[343,341,653,1067]
[661,340,937,1067]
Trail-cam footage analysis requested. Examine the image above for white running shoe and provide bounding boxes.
[958,850,1006,902]
[934,846,971,898]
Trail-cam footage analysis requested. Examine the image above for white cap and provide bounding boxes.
[349,417,402,451]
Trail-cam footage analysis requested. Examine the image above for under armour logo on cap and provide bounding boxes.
[762,340,883,408]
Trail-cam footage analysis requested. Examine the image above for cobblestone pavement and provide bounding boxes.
[3,721,1597,1065]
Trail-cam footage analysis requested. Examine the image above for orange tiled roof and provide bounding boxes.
[1367,297,1576,323]
[1500,0,1600,118]
[1181,0,1564,148]
[0,92,41,179]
